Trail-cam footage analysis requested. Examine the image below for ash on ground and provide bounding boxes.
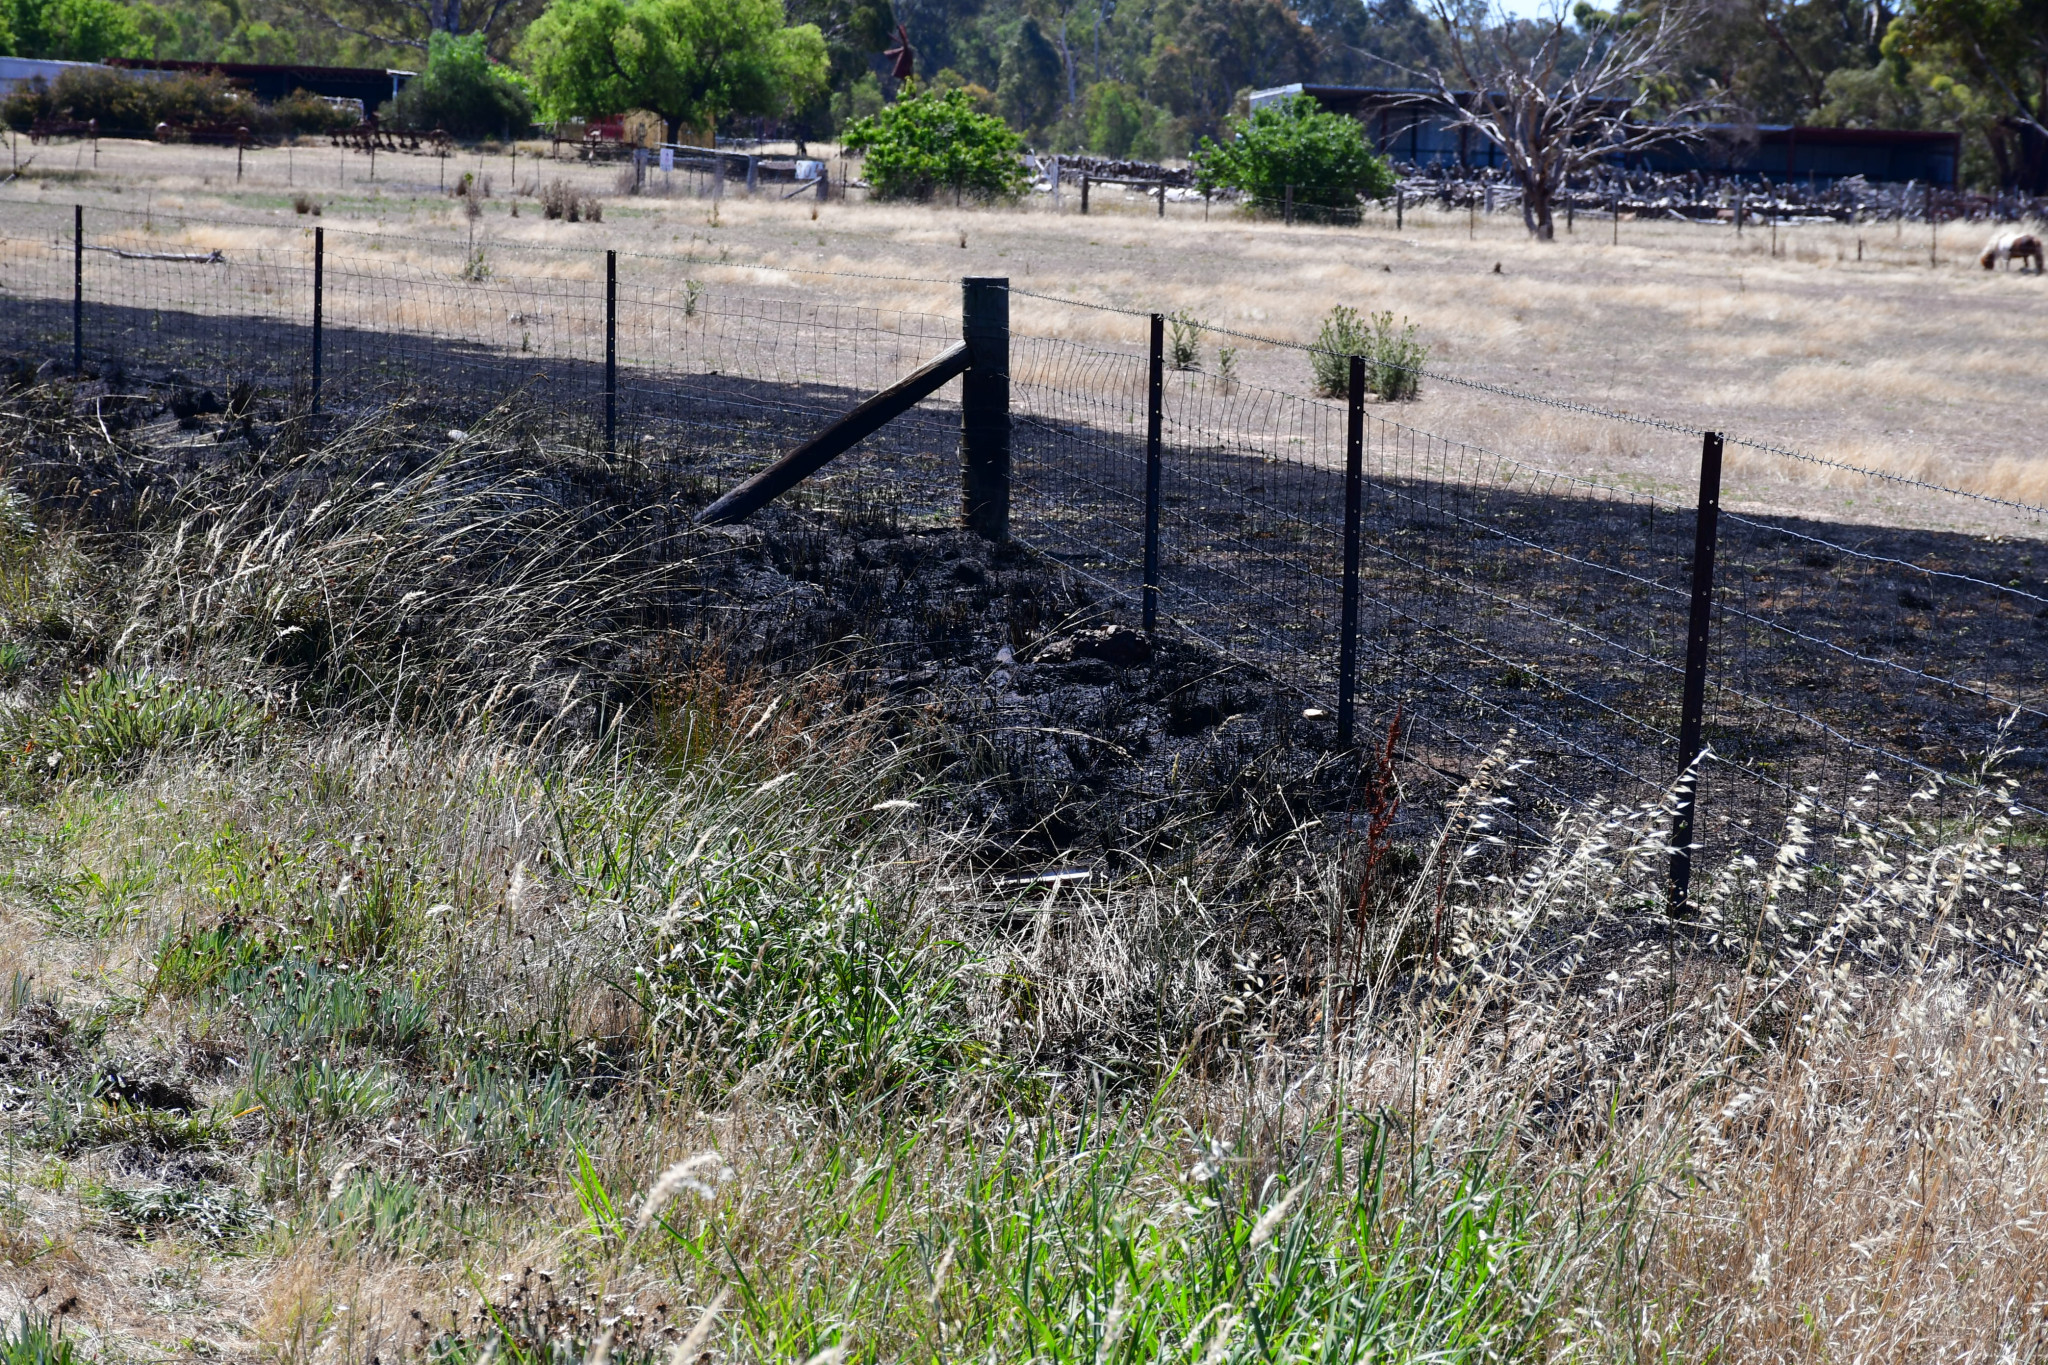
[692,514,1374,869]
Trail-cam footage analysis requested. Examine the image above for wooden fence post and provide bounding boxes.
[961,277,1010,540]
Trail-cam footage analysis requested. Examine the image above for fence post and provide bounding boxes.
[1337,352,1365,749]
[310,226,324,414]
[1395,188,1403,231]
[604,249,618,452]
[1142,313,1164,633]
[1081,174,1090,215]
[961,277,1010,541]
[1284,183,1294,225]
[1156,181,1165,217]
[72,204,83,378]
[1670,430,1725,907]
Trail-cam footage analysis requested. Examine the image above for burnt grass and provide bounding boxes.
[0,359,1366,878]
[4,293,2045,873]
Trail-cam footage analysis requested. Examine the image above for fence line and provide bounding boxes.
[2,201,2043,892]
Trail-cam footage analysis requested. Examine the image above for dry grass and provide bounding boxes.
[0,391,2037,1360]
[3,149,2048,1361]
[6,136,2047,537]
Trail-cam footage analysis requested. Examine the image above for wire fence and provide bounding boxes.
[2,199,2043,880]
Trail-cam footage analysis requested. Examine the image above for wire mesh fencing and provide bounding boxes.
[2,200,2044,884]
[1004,294,2048,871]
[0,201,966,530]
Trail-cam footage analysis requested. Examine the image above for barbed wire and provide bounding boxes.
[1725,435,2048,521]
[28,201,2047,524]
[1718,510,2048,606]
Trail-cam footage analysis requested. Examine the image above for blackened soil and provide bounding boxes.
[690,514,1369,869]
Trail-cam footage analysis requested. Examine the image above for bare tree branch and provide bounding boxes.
[1418,1,1720,239]
[1756,2,1828,112]
[296,2,432,53]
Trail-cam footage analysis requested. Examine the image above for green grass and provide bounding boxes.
[0,1315,90,1365]
[3,397,2039,1361]
[12,670,262,778]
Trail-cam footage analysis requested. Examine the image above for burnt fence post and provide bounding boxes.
[1142,313,1164,632]
[961,277,1010,541]
[604,249,618,452]
[311,226,324,414]
[1670,430,1725,906]
[1338,352,1365,749]
[72,204,83,378]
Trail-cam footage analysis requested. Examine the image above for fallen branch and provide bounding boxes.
[82,246,226,263]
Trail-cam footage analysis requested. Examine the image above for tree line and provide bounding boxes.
[0,0,2043,190]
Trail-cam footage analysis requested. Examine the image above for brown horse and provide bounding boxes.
[1980,232,2045,272]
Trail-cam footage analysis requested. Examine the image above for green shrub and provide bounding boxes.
[841,86,1029,202]
[0,67,358,139]
[383,31,532,139]
[1310,304,1369,396]
[268,89,361,136]
[1195,93,1396,220]
[1,68,254,137]
[1310,305,1428,400]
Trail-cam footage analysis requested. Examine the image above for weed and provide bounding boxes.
[637,866,974,1105]
[91,1182,264,1242]
[13,671,261,777]
[232,959,431,1053]
[0,1314,87,1365]
[83,1104,220,1153]
[537,177,602,220]
[273,1056,398,1126]
[316,1167,456,1255]
[1167,311,1203,370]
[1216,342,1239,391]
[461,245,490,283]
[682,279,702,317]
[1309,305,1427,400]
[1364,308,1428,400]
[1310,304,1369,396]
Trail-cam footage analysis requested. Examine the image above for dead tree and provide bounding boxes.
[1418,4,1720,240]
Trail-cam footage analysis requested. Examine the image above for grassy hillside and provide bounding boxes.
[0,378,2044,1361]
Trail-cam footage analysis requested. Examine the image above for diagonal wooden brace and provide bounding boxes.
[695,341,972,525]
